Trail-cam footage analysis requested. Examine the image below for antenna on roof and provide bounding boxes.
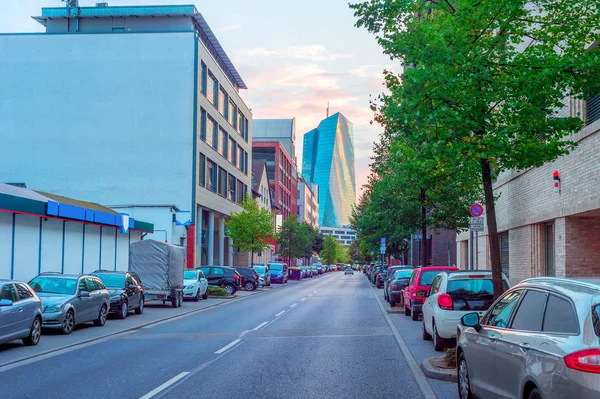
[326,101,329,118]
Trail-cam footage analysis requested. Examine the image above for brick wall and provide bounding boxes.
[565,216,600,278]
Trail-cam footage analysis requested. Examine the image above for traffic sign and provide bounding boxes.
[470,217,484,232]
[470,203,484,217]
[380,237,386,253]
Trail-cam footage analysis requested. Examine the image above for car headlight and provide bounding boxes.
[186,285,195,290]
[44,305,63,313]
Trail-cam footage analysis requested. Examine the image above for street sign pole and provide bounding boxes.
[469,230,473,270]
[409,235,413,266]
[469,203,485,271]
[475,231,479,270]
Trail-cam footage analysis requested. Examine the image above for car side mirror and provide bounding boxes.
[0,299,13,307]
[128,284,137,289]
[461,312,481,332]
[79,290,90,298]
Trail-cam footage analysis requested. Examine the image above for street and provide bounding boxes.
[0,272,439,399]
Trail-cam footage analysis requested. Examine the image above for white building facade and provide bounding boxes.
[298,177,319,228]
[319,226,356,246]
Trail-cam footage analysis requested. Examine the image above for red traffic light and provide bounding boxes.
[553,170,560,179]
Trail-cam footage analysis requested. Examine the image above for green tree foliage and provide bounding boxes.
[225,194,274,264]
[320,234,338,265]
[352,0,600,297]
[276,215,317,264]
[337,245,352,264]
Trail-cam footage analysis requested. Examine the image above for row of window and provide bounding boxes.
[201,62,249,142]
[201,108,248,175]
[198,152,247,204]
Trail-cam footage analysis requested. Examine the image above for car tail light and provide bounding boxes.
[564,349,600,373]
[157,295,164,299]
[378,273,382,278]
[233,275,240,280]
[437,293,453,310]
[391,284,398,290]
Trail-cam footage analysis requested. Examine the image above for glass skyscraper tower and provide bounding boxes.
[302,112,356,227]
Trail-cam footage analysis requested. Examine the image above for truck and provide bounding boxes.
[129,239,184,308]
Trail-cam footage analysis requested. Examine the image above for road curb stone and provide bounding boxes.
[420,357,458,382]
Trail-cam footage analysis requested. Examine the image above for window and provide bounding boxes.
[205,115,215,147]
[244,151,249,174]
[212,267,224,276]
[229,100,236,126]
[218,87,227,115]
[511,290,547,331]
[418,270,443,286]
[126,275,134,286]
[207,72,217,105]
[228,174,236,201]
[430,276,442,295]
[543,295,579,334]
[15,283,33,300]
[218,128,226,156]
[245,118,249,141]
[198,271,205,279]
[447,279,507,311]
[200,62,207,94]
[484,290,522,328]
[207,159,217,192]
[237,111,243,133]
[218,167,228,197]
[228,136,235,163]
[112,27,124,33]
[86,278,100,292]
[231,142,238,167]
[0,284,16,301]
[237,145,243,170]
[78,279,88,292]
[237,179,244,203]
[198,153,206,187]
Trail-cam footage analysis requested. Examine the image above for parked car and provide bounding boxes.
[269,263,289,284]
[376,266,389,288]
[403,266,458,321]
[93,270,145,319]
[344,267,354,275]
[28,273,109,334]
[421,271,510,351]
[198,266,242,295]
[310,265,318,276]
[384,266,413,300]
[235,267,260,291]
[0,280,43,346]
[386,269,415,308]
[456,277,600,399]
[182,269,209,300]
[312,263,323,275]
[371,267,382,285]
[301,266,312,278]
[251,264,271,286]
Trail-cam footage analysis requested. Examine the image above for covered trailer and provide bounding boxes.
[129,239,184,308]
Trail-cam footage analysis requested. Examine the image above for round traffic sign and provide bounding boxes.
[470,203,484,217]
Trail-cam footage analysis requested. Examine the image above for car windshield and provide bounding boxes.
[393,270,413,279]
[253,266,266,273]
[29,277,77,295]
[94,273,125,288]
[418,270,444,286]
[448,278,509,311]
[184,271,198,280]
[269,264,283,271]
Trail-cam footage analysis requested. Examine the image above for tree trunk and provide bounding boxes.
[481,158,504,300]
[251,249,254,267]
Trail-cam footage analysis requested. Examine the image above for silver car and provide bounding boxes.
[28,273,110,334]
[457,277,600,399]
[0,280,43,346]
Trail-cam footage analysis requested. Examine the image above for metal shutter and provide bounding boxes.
[588,95,600,125]
[499,232,509,277]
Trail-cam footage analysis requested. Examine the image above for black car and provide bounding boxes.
[376,267,389,288]
[198,266,242,295]
[384,266,413,300]
[235,267,260,291]
[92,270,144,319]
[269,262,289,284]
[386,268,414,307]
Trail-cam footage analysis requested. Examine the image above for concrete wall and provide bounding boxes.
[0,32,195,211]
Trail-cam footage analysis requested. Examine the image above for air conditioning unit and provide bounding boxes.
[96,2,108,7]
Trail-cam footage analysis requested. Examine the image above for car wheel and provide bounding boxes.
[457,353,473,399]
[422,320,432,341]
[178,292,183,307]
[245,282,255,291]
[94,305,107,327]
[411,305,419,321]
[195,289,201,301]
[171,296,178,308]
[23,317,42,346]
[202,289,208,300]
[62,310,75,334]
[118,301,128,320]
[433,323,446,351]
[405,302,412,317]
[224,284,236,295]
[528,388,542,399]
[135,297,144,314]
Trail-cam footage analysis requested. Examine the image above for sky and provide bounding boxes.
[0,0,396,200]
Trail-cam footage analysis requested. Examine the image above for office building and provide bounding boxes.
[319,226,356,246]
[297,177,319,228]
[253,119,297,164]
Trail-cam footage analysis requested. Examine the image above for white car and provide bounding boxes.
[344,268,354,275]
[183,270,209,301]
[421,270,510,351]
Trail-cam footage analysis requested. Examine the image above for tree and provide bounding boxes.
[225,194,274,265]
[337,245,352,264]
[352,0,600,297]
[276,215,311,266]
[320,234,338,265]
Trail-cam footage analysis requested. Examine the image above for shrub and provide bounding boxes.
[444,348,457,367]
[208,286,230,297]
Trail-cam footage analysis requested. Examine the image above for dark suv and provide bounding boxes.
[198,266,242,295]
[92,270,144,319]
[269,262,289,284]
[235,267,260,291]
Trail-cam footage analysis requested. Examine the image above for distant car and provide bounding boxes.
[371,267,382,285]
[251,264,271,286]
[301,266,313,278]
[344,267,354,275]
[385,268,414,307]
[421,271,510,351]
[457,277,600,399]
[312,264,323,275]
[0,280,43,346]
[310,265,318,276]
[269,263,289,284]
[403,266,459,321]
[384,266,413,301]
[197,267,241,295]
[93,270,145,319]
[28,273,110,334]
[235,267,260,291]
[182,269,209,300]
[376,267,389,288]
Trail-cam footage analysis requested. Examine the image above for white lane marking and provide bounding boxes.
[252,322,269,331]
[289,303,298,308]
[308,294,313,297]
[300,297,307,301]
[238,330,250,338]
[139,372,190,399]
[215,339,241,354]
[275,311,286,317]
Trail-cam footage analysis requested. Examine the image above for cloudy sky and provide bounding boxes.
[0,0,396,199]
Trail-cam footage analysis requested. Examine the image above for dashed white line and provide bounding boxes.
[238,330,250,338]
[252,322,269,331]
[289,303,298,308]
[215,339,241,354]
[300,297,307,301]
[275,311,286,317]
[139,372,190,399]
[308,294,313,297]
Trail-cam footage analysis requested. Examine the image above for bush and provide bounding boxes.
[444,348,457,367]
[208,286,230,297]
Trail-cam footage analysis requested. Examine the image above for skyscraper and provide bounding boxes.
[302,112,356,227]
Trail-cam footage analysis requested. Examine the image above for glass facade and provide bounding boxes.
[302,112,356,227]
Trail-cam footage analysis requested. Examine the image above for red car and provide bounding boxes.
[403,266,458,321]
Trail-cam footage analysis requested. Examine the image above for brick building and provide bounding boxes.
[394,229,457,266]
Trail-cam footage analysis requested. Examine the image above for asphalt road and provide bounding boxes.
[0,272,431,399]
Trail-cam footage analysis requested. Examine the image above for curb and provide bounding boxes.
[420,357,458,382]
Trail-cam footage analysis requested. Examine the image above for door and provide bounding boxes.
[0,284,19,343]
[423,275,443,334]
[198,271,208,295]
[404,270,418,306]
[125,275,139,309]
[545,223,555,277]
[469,290,524,398]
[209,267,225,285]
[74,279,93,322]
[86,278,105,321]
[14,283,36,334]
[494,290,547,398]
